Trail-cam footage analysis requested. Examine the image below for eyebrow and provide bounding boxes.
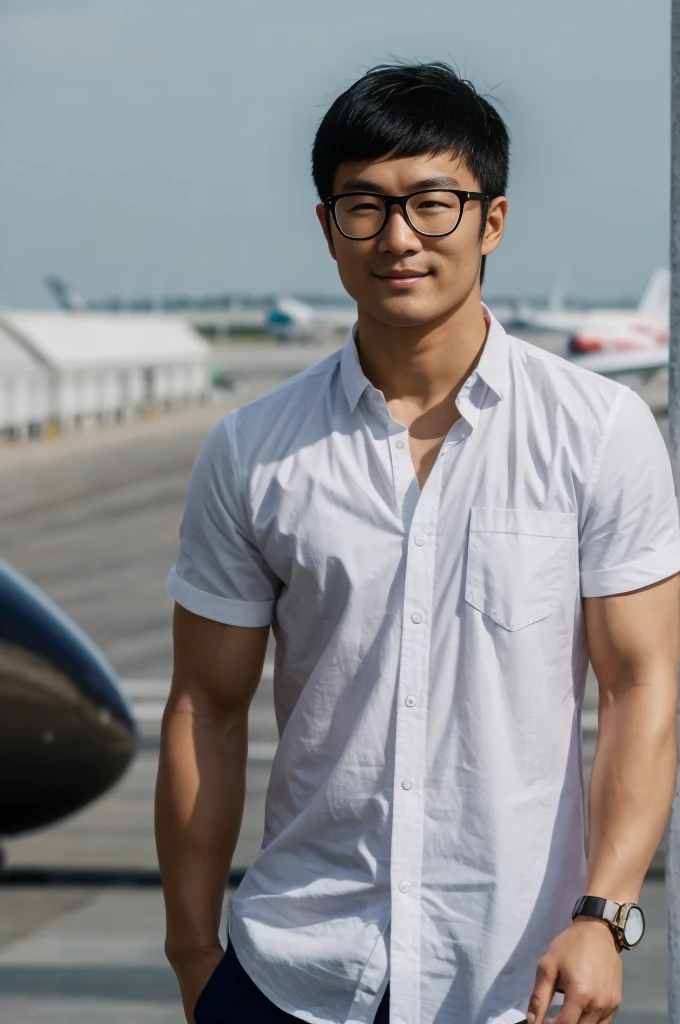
[337,174,462,193]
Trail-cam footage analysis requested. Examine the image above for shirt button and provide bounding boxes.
[401,778,413,790]
[411,612,423,624]
[414,533,426,546]
[398,880,411,894]
[405,694,417,707]
[395,439,405,449]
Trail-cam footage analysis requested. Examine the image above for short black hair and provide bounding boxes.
[312,61,510,287]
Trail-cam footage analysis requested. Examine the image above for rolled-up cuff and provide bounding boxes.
[166,566,275,626]
[580,541,680,597]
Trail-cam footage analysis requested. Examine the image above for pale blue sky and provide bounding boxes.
[0,0,671,306]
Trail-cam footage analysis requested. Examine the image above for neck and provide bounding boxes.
[354,288,489,409]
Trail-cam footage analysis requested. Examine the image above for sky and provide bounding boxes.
[0,0,672,307]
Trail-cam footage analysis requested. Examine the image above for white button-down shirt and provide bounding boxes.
[167,305,680,1024]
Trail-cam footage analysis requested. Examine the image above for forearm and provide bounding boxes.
[155,697,248,963]
[587,671,677,901]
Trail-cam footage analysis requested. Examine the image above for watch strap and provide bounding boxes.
[572,895,620,925]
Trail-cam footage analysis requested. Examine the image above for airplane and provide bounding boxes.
[0,560,137,841]
[505,269,670,350]
[566,268,669,355]
[267,297,357,342]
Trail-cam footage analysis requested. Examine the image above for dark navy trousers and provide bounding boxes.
[194,940,391,1023]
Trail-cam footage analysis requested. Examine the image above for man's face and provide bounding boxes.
[315,151,507,328]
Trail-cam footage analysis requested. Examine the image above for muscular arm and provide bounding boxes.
[155,603,269,1019]
[528,572,680,1024]
[585,572,680,903]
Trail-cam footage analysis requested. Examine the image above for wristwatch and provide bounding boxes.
[571,895,645,950]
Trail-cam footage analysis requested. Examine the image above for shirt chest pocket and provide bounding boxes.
[464,506,576,631]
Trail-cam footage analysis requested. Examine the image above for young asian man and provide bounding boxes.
[156,61,680,1024]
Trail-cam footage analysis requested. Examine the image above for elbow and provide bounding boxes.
[164,674,252,725]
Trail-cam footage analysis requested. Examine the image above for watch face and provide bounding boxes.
[623,905,645,947]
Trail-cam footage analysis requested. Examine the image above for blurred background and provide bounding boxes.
[0,1,672,1021]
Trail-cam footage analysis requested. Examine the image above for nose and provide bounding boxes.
[376,204,422,255]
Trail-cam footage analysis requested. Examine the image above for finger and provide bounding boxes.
[576,1009,609,1024]
[550,992,589,1024]
[565,979,620,1024]
[526,958,558,1024]
[596,993,622,1024]
[589,1007,621,1024]
[552,997,616,1024]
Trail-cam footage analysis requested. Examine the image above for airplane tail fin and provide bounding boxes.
[44,275,88,311]
[638,268,670,320]
[267,297,315,341]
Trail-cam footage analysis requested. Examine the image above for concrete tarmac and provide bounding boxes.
[0,332,672,1022]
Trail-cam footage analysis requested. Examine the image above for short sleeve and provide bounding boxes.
[166,413,281,625]
[579,388,680,597]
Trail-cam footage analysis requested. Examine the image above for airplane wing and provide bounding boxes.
[570,347,668,380]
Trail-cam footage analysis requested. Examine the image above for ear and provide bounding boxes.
[316,203,337,260]
[480,196,508,257]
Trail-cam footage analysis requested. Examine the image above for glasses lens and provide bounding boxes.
[406,191,461,235]
[334,194,386,238]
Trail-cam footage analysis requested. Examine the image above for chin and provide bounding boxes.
[365,297,449,328]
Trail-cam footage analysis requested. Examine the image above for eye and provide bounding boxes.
[348,200,381,213]
[414,198,455,210]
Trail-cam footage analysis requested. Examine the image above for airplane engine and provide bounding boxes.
[567,333,601,355]
[0,561,137,836]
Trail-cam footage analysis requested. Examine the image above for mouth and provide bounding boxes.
[373,270,431,289]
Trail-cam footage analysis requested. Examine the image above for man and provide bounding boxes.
[156,61,680,1024]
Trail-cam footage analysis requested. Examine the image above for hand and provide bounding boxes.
[169,943,225,1024]
[526,918,623,1024]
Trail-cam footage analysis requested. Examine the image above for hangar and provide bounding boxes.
[0,312,211,439]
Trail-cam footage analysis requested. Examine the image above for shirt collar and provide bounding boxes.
[474,302,509,402]
[339,322,372,414]
[340,301,509,415]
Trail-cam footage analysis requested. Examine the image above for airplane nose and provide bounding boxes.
[0,560,137,835]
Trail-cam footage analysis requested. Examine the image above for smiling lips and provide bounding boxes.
[374,270,431,288]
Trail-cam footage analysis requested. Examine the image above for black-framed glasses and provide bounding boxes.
[324,188,490,240]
